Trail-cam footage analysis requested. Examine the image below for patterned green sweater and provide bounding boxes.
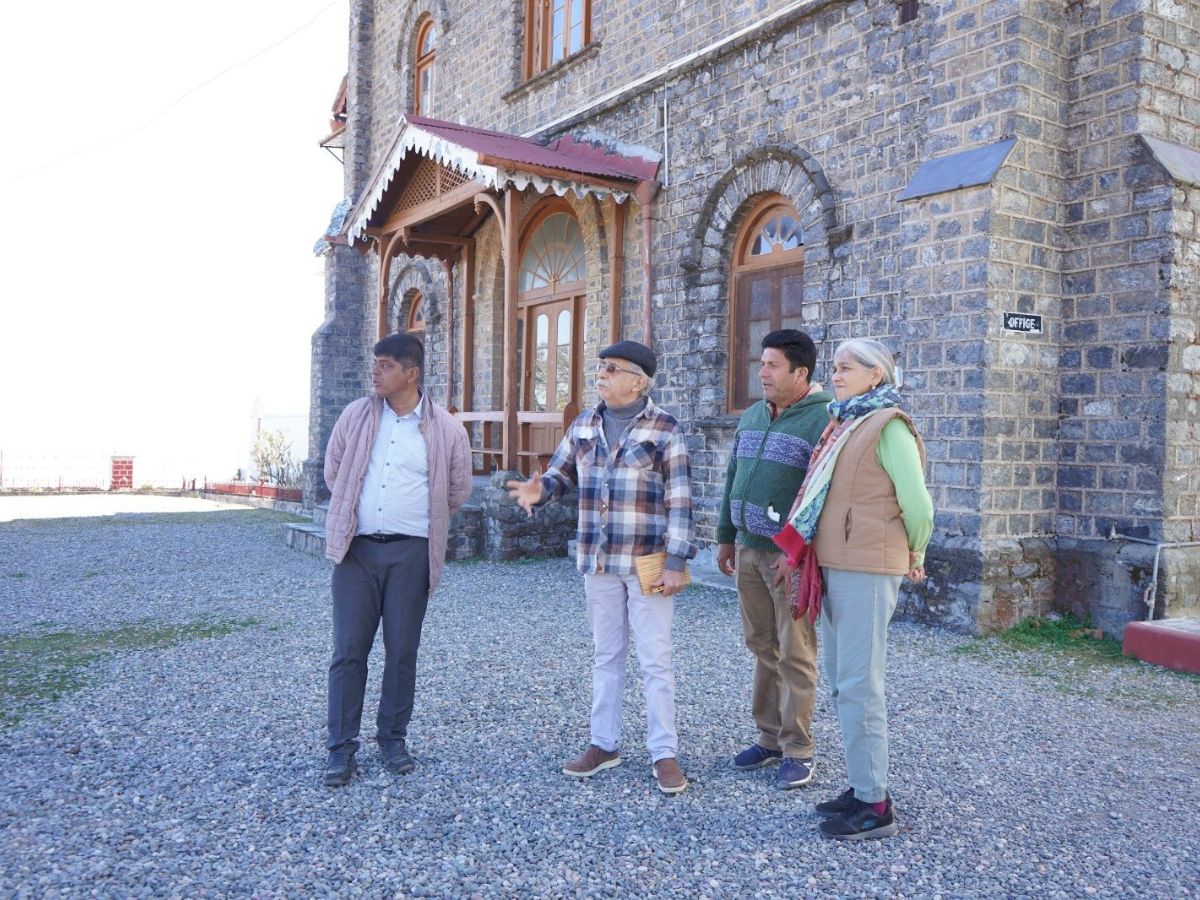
[716,391,834,552]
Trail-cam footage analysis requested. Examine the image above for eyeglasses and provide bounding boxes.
[595,361,641,377]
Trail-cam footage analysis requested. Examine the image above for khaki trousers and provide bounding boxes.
[736,546,818,758]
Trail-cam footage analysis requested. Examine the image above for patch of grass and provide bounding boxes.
[78,571,103,580]
[993,615,1132,664]
[953,614,1200,705]
[0,617,260,729]
[4,572,29,579]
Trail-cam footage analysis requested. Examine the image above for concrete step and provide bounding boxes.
[312,502,329,527]
[1123,617,1200,675]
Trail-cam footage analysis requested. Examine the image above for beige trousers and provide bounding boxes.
[736,546,818,759]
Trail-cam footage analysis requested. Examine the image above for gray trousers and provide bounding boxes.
[821,567,901,804]
[327,536,430,753]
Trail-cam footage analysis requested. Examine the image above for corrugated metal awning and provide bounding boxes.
[345,115,658,244]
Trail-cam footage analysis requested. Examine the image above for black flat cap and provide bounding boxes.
[599,340,656,377]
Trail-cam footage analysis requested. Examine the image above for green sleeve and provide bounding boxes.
[876,418,934,566]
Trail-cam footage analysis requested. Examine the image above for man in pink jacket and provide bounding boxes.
[321,332,472,787]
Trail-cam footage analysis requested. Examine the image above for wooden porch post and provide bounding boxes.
[501,188,520,472]
[462,241,476,412]
[442,257,455,407]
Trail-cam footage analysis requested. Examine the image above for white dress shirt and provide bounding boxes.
[356,395,430,537]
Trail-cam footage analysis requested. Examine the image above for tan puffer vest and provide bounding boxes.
[812,408,926,576]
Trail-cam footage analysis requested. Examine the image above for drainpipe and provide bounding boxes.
[1109,527,1200,619]
[636,180,660,348]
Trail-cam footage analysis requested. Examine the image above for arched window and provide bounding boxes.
[729,196,806,410]
[406,292,426,336]
[413,18,436,116]
[524,0,592,79]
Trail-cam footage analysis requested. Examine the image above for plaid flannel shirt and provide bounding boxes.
[541,398,696,576]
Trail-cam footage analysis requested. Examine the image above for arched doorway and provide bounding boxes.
[517,204,584,466]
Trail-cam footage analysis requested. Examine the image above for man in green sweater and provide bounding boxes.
[717,329,833,790]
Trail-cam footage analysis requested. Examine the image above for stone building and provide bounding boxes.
[308,0,1200,634]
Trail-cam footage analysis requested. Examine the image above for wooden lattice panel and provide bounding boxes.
[438,167,469,193]
[397,161,471,212]
[398,160,439,210]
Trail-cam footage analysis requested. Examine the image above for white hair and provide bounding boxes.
[833,339,897,386]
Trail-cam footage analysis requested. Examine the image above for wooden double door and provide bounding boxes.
[517,294,581,468]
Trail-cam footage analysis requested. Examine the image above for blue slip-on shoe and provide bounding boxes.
[732,744,783,770]
[775,756,815,789]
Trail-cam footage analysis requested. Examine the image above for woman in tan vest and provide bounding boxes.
[773,338,933,840]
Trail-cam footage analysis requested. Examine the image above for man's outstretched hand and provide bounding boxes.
[506,469,544,516]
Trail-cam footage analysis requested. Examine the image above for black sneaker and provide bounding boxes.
[379,740,415,775]
[815,787,858,818]
[323,750,357,788]
[818,797,899,841]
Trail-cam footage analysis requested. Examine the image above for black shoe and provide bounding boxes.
[323,750,357,788]
[815,787,858,818]
[818,797,899,841]
[379,740,416,775]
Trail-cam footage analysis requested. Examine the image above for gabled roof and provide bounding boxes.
[346,115,659,243]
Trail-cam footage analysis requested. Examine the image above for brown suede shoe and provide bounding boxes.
[562,744,622,778]
[653,757,688,795]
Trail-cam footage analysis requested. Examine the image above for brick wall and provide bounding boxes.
[109,457,134,491]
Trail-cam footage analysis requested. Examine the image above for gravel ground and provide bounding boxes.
[1,497,1198,898]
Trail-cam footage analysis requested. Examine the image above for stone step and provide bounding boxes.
[284,503,485,561]
[1123,617,1200,675]
[285,521,326,557]
[312,502,329,527]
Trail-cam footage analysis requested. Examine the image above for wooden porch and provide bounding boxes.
[453,403,579,476]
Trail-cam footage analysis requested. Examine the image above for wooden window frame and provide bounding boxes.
[727,195,807,413]
[523,0,592,80]
[413,17,436,116]
[406,291,427,336]
[517,200,586,414]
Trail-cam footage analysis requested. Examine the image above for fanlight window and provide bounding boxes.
[519,213,585,293]
[748,212,803,257]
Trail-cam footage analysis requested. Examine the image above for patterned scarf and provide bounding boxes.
[788,383,904,542]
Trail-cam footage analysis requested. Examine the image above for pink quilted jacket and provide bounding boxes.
[323,394,472,592]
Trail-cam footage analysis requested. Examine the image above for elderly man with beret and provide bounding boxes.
[508,340,696,795]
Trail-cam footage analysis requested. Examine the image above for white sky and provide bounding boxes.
[0,1,347,483]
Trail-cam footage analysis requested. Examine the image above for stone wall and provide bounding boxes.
[309,0,1200,632]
